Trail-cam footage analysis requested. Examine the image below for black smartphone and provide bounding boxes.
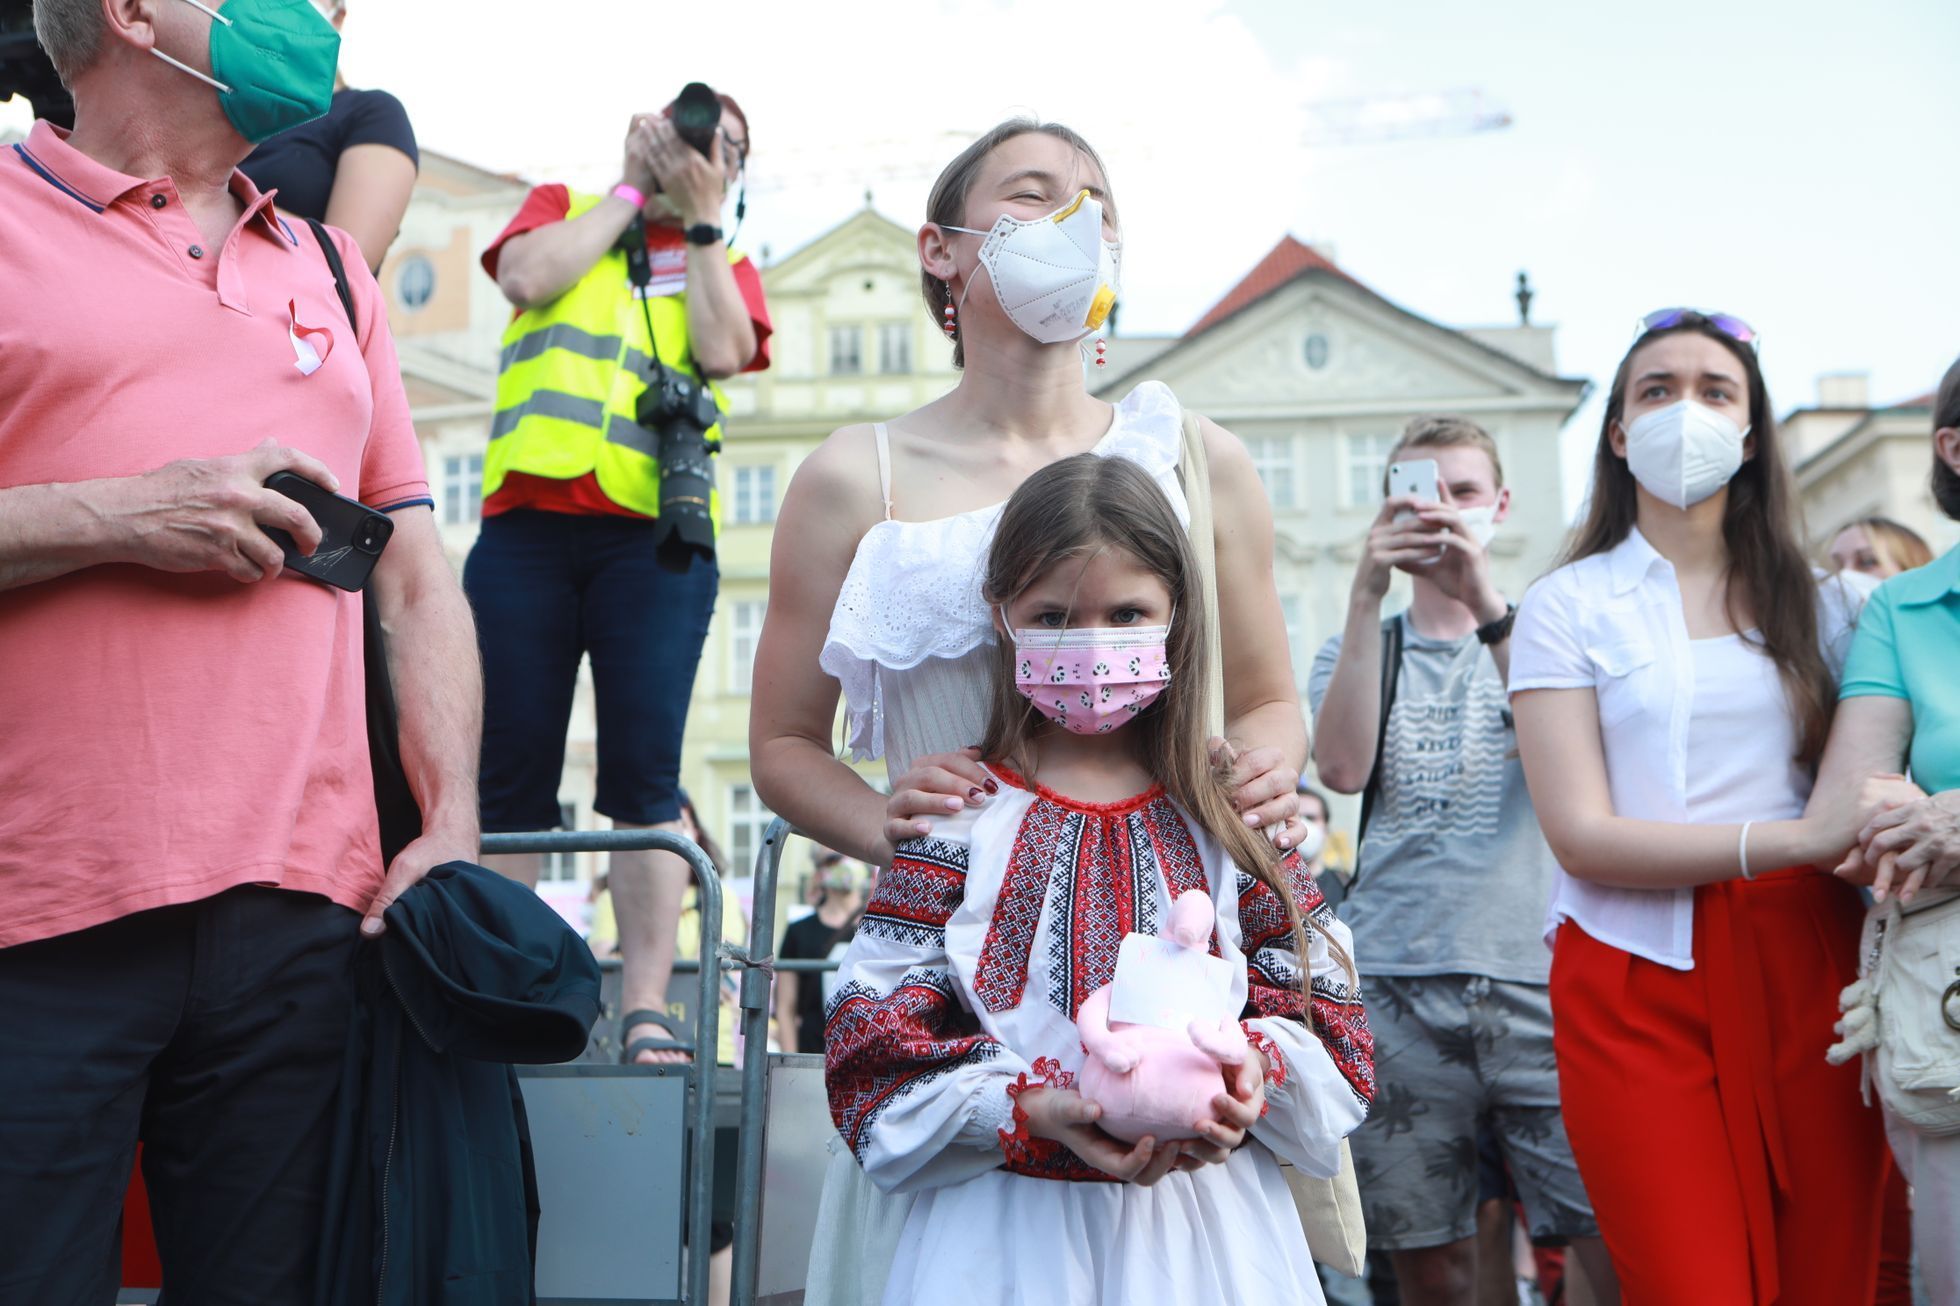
[262,471,393,592]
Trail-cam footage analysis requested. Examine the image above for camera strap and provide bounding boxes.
[617,214,708,391]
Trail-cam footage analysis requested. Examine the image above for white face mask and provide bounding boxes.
[945,190,1121,345]
[1456,503,1500,549]
[1293,820,1327,863]
[1623,400,1749,509]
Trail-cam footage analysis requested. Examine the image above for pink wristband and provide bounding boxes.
[611,182,647,210]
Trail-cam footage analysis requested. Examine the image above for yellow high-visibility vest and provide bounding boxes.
[487,190,738,522]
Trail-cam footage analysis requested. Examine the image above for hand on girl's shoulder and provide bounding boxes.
[888,801,986,869]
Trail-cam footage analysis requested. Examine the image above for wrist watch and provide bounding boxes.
[684,223,724,247]
[1475,603,1517,646]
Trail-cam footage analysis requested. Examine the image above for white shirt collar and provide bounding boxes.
[1606,526,1671,597]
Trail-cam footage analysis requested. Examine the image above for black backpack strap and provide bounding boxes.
[303,216,421,863]
[1355,614,1404,855]
[304,216,358,335]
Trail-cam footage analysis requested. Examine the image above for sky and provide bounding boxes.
[7,0,1956,511]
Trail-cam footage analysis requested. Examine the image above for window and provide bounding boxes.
[1303,332,1330,370]
[727,784,775,880]
[878,322,912,375]
[728,599,766,693]
[441,452,483,525]
[1343,433,1398,508]
[828,325,863,375]
[732,464,777,525]
[541,800,579,883]
[395,254,436,312]
[1245,435,1296,510]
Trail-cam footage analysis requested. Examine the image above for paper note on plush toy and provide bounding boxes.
[1107,934,1237,1030]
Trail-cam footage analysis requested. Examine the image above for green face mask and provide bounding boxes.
[151,0,340,145]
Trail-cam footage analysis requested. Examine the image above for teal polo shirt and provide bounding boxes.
[1840,543,1960,793]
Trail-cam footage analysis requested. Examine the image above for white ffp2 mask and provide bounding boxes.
[1456,504,1500,549]
[1623,400,1748,509]
[945,190,1121,345]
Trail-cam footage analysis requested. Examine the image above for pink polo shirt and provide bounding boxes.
[0,122,432,947]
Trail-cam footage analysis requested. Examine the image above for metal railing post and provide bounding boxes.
[483,829,721,1306]
[728,817,792,1306]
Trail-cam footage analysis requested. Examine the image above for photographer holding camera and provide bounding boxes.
[472,87,771,1065]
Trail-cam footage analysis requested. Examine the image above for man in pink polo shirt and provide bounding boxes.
[0,0,480,1299]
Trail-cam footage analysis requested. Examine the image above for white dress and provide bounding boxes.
[826,767,1373,1305]
[804,381,1194,1305]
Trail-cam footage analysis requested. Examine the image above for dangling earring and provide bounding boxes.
[942,283,958,340]
[1094,337,1107,368]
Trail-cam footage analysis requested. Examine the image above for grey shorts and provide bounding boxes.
[1350,973,1598,1251]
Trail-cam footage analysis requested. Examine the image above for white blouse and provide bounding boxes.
[817,381,1190,779]
[1508,528,1864,970]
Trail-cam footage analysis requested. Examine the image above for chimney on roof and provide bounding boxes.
[1817,372,1870,410]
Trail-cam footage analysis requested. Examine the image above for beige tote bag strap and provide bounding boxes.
[1182,404,1370,1273]
[1177,408,1226,740]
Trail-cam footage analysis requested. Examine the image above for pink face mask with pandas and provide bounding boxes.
[1009,623,1172,735]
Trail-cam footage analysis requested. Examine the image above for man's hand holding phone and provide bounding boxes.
[101,438,337,583]
[1357,494,1450,599]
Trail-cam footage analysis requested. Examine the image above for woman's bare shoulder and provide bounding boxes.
[785,422,887,524]
[1195,414,1255,476]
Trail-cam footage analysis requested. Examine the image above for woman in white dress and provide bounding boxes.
[749,120,1309,1305]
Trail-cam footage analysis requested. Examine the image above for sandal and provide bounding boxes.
[620,1008,694,1064]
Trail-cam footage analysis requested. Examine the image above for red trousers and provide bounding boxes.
[1550,869,1891,1305]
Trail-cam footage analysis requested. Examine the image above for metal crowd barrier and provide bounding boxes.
[482,829,724,1306]
[730,816,828,1306]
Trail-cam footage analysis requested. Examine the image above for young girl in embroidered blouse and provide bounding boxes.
[823,455,1374,1306]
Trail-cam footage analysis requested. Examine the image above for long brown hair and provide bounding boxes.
[979,455,1347,1007]
[922,118,1115,369]
[1563,314,1835,765]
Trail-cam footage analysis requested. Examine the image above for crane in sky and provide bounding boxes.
[1299,88,1513,146]
[746,89,1512,196]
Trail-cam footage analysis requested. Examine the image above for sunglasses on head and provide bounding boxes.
[1639,308,1759,351]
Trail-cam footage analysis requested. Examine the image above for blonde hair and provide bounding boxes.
[1832,516,1934,575]
[1384,414,1504,492]
[981,455,1350,1006]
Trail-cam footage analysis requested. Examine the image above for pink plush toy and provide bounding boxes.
[1076,890,1248,1142]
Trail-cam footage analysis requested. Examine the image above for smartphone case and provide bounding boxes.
[1386,459,1440,505]
[262,472,393,593]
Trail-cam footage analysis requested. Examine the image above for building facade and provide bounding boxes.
[1787,374,1955,562]
[1096,238,1589,699]
[388,164,1590,894]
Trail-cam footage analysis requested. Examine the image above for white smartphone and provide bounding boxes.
[1387,458,1440,517]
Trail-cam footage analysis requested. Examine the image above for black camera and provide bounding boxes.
[636,359,723,573]
[671,82,722,158]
